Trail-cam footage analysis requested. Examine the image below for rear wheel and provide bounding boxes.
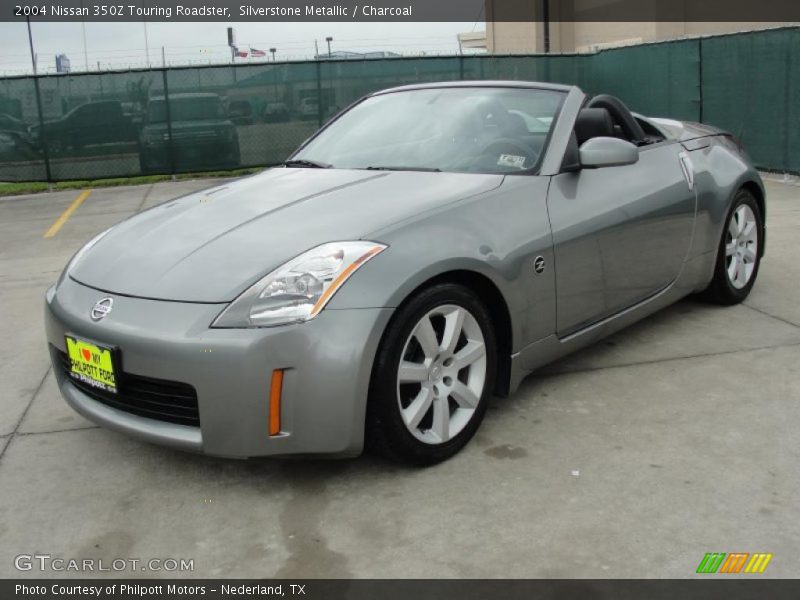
[700,188,763,304]
[48,139,64,155]
[366,283,497,466]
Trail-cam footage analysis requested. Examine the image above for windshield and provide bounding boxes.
[292,87,564,174]
[147,97,223,123]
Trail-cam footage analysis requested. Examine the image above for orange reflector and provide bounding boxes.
[269,369,284,436]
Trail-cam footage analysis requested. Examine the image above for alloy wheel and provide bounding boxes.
[725,204,759,289]
[396,304,487,445]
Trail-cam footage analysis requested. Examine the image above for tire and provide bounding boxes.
[366,283,497,466]
[48,139,64,156]
[699,188,763,305]
[230,146,241,167]
[139,156,157,175]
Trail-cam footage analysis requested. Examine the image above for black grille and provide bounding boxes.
[55,348,199,427]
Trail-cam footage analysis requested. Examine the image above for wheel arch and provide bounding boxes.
[379,269,514,398]
[739,179,766,257]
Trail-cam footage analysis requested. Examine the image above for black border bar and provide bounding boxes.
[5,580,800,599]
[7,0,800,23]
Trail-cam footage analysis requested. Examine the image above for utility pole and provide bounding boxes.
[27,17,52,183]
[26,17,37,74]
[271,52,278,101]
[227,27,236,64]
[80,0,88,71]
[141,1,150,66]
[314,39,319,58]
[161,46,166,68]
[143,22,150,66]
[325,36,333,57]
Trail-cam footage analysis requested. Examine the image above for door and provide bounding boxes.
[547,142,696,336]
[65,105,94,148]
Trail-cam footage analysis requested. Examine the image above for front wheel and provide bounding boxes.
[366,283,497,466]
[700,188,763,304]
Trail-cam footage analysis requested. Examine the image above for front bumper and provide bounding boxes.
[45,277,393,458]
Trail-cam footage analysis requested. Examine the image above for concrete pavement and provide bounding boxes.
[0,176,797,578]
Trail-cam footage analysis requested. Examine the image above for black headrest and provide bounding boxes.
[475,99,511,131]
[575,107,614,145]
[505,112,528,135]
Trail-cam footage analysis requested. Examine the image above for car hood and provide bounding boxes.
[69,168,503,302]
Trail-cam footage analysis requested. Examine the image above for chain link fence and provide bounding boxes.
[0,26,797,182]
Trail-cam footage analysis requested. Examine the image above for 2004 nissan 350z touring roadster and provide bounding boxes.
[45,82,766,465]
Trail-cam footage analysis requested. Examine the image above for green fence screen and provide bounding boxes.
[0,26,797,182]
[701,28,800,175]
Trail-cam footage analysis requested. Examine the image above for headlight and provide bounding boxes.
[212,241,387,328]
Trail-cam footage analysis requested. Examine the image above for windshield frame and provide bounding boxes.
[288,84,568,176]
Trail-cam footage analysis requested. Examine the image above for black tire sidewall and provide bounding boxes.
[367,283,497,465]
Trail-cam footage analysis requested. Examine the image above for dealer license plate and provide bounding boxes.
[65,335,117,394]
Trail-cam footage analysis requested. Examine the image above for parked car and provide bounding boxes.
[263,102,290,123]
[0,132,16,156]
[0,131,39,161]
[139,93,240,174]
[227,100,254,125]
[0,113,33,141]
[46,81,765,465]
[296,97,342,122]
[0,113,37,160]
[32,101,138,155]
[296,96,318,119]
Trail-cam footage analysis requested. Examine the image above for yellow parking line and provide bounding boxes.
[43,189,92,238]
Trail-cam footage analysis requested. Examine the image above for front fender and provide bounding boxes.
[687,137,765,258]
[328,176,556,353]
[681,136,765,291]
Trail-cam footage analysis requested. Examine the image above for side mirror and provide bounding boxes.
[579,137,639,168]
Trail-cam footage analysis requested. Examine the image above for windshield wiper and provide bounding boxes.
[282,159,333,169]
[364,165,442,172]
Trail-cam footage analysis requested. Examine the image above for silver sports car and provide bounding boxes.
[45,81,765,465]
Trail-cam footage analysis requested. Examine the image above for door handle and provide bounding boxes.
[678,151,694,191]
